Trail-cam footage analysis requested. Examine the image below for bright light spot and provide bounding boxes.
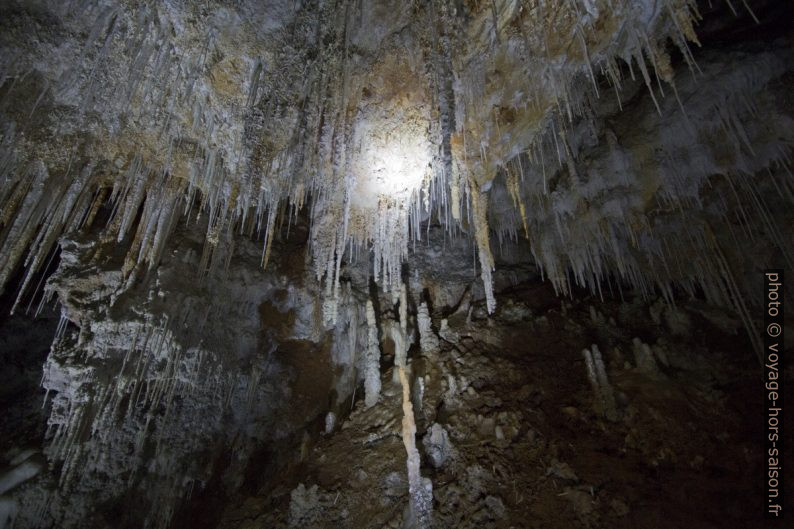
[370,134,429,197]
[352,119,431,208]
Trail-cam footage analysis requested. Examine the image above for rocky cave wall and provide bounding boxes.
[0,1,793,528]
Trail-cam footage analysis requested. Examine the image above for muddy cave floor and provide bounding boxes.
[202,281,788,529]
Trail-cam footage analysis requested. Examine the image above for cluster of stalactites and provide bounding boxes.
[41,323,222,528]
[427,0,723,314]
[35,274,287,528]
[0,0,256,308]
[1,0,786,337]
[487,36,792,359]
[0,159,101,313]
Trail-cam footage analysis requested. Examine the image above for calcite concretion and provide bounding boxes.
[0,1,791,528]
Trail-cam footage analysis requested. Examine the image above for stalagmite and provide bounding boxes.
[390,320,406,385]
[0,1,791,527]
[417,302,438,355]
[391,282,410,383]
[582,344,617,421]
[398,366,433,529]
[632,337,660,376]
[364,300,381,408]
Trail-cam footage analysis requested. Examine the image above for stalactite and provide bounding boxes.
[471,187,496,313]
[0,3,791,525]
[0,0,751,324]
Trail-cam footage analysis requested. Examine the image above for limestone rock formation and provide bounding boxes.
[0,1,792,528]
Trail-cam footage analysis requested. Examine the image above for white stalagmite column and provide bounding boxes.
[364,300,381,408]
[417,302,438,355]
[399,283,408,339]
[398,366,433,529]
[582,345,617,421]
[392,282,409,384]
[391,321,406,385]
[632,337,660,376]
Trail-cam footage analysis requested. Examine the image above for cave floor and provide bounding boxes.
[218,284,771,529]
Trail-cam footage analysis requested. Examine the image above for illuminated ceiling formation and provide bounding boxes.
[1,1,792,528]
[2,0,789,334]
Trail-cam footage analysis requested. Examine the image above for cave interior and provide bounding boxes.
[0,1,792,528]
